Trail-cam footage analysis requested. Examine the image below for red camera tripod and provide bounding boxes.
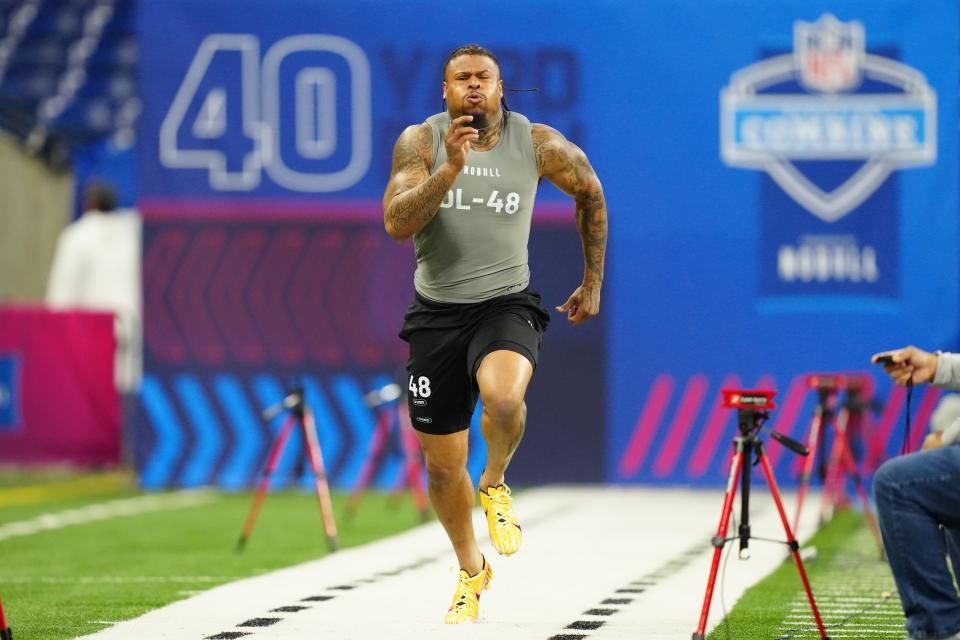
[792,374,883,555]
[0,593,11,640]
[693,389,828,640]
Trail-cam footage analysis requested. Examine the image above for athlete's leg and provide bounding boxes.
[415,428,484,575]
[476,349,533,491]
[474,349,533,556]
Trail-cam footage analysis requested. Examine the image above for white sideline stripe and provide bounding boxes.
[83,487,825,640]
[0,491,215,542]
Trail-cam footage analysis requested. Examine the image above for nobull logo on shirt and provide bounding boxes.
[720,14,937,298]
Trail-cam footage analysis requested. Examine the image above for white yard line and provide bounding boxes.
[83,486,823,640]
[0,491,215,542]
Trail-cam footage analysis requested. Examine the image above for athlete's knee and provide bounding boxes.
[423,453,466,487]
[483,393,526,428]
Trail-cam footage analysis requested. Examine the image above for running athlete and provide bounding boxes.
[382,44,608,624]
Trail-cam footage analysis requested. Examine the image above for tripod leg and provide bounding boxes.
[693,445,744,640]
[0,593,11,640]
[303,408,340,552]
[758,449,829,639]
[838,432,884,555]
[793,410,823,533]
[346,408,391,516]
[832,410,852,508]
[237,415,298,551]
[819,416,846,524]
[399,404,429,521]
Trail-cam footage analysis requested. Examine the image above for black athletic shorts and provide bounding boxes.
[398,288,550,435]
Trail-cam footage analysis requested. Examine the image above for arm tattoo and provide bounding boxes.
[533,124,608,287]
[575,184,607,286]
[383,125,456,239]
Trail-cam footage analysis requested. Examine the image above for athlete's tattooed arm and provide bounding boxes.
[383,116,478,240]
[532,123,608,325]
[383,124,449,240]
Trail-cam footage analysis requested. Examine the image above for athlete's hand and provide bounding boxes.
[556,283,600,326]
[444,115,479,173]
[871,346,939,387]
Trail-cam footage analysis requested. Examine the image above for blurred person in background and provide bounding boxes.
[383,43,607,624]
[872,346,960,640]
[46,180,142,464]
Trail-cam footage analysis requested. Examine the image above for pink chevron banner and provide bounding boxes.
[615,372,938,484]
[0,307,119,466]
[141,213,416,369]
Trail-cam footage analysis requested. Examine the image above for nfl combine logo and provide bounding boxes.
[720,14,937,294]
[721,14,937,223]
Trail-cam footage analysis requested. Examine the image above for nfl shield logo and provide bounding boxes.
[795,14,864,93]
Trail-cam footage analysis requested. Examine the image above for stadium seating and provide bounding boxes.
[0,0,137,168]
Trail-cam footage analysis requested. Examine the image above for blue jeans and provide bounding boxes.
[874,446,960,639]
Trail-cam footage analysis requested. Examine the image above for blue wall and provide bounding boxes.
[136,0,958,488]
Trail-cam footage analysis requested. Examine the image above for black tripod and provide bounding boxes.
[693,390,828,640]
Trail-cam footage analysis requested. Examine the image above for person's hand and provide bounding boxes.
[556,283,600,325]
[871,346,939,386]
[443,115,478,173]
[921,431,944,451]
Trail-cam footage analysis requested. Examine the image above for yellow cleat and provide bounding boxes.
[444,556,493,624]
[479,483,522,556]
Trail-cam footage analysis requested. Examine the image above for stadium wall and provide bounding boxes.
[0,133,73,303]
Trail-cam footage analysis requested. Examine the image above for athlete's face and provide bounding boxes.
[443,55,503,121]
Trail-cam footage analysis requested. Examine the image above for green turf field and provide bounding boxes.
[0,472,429,640]
[708,509,903,639]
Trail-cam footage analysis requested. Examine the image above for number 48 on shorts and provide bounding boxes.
[409,375,432,398]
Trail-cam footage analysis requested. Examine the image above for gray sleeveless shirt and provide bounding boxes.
[413,110,539,303]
